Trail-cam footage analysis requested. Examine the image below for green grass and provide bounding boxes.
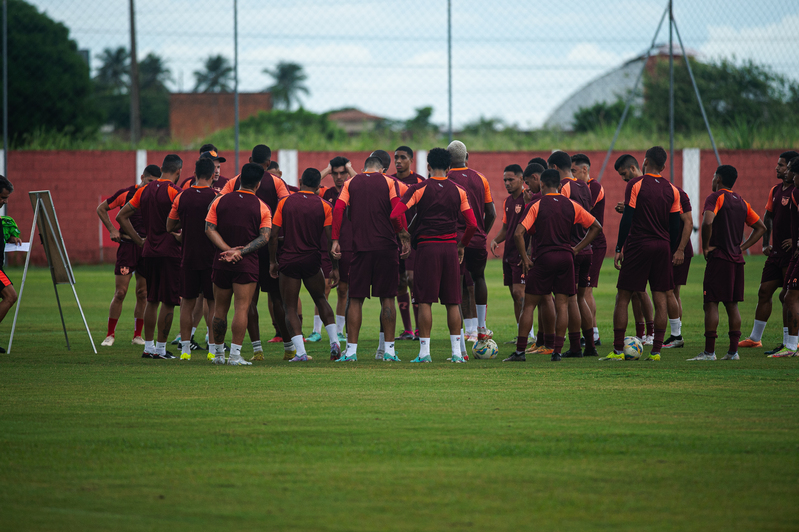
[1,255,797,531]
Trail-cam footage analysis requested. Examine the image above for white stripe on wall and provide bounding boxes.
[682,148,701,251]
[135,149,147,185]
[416,150,427,177]
[278,149,299,187]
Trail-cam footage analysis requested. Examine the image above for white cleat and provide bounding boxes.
[643,334,654,346]
[450,354,466,363]
[688,352,716,361]
[212,355,226,365]
[227,355,252,366]
[374,349,385,360]
[131,336,145,346]
[100,335,115,347]
[721,352,740,360]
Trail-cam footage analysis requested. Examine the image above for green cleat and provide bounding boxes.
[410,355,432,363]
[336,353,357,362]
[642,353,661,361]
[599,351,625,361]
[306,332,322,343]
[337,332,347,344]
[383,353,401,362]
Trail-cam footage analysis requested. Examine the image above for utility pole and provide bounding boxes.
[447,0,452,143]
[129,0,141,146]
[668,0,674,182]
[234,0,239,171]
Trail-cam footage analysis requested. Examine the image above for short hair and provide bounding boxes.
[143,164,162,178]
[547,151,571,171]
[240,163,265,188]
[268,161,279,171]
[614,154,639,172]
[645,146,668,169]
[447,140,468,165]
[523,163,545,178]
[426,148,451,171]
[161,154,183,174]
[716,165,738,188]
[504,164,523,176]
[571,153,591,167]
[395,146,414,159]
[370,150,391,171]
[195,158,215,180]
[0,175,13,193]
[528,157,547,168]
[540,169,561,188]
[363,156,383,170]
[789,157,799,173]
[199,143,217,154]
[330,156,349,169]
[251,144,271,164]
[301,168,322,188]
[780,151,799,162]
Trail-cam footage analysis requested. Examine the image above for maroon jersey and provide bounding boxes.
[703,189,760,264]
[107,184,145,237]
[790,188,799,253]
[502,192,528,263]
[332,172,401,253]
[587,178,606,247]
[168,186,218,269]
[273,191,333,263]
[181,175,229,193]
[561,176,593,254]
[129,178,182,259]
[391,172,425,225]
[519,193,596,260]
[206,189,272,274]
[323,186,353,254]
[398,176,471,245]
[447,167,493,250]
[765,182,794,258]
[622,174,682,249]
[676,186,694,258]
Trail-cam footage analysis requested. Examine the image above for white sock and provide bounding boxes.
[669,318,682,337]
[385,341,395,356]
[783,326,789,345]
[477,305,487,330]
[345,343,358,356]
[466,318,477,335]
[460,328,467,353]
[252,340,262,353]
[191,327,197,338]
[788,335,798,351]
[156,342,166,355]
[529,321,535,340]
[378,332,385,351]
[325,324,338,346]
[336,315,345,334]
[450,334,461,355]
[144,340,155,353]
[205,331,209,343]
[230,343,242,357]
[180,340,191,356]
[313,315,323,334]
[284,341,294,351]
[419,338,430,357]
[593,327,599,341]
[215,343,226,356]
[291,335,306,356]
[750,319,767,342]
[209,343,217,354]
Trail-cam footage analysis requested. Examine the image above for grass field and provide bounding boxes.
[1,255,797,531]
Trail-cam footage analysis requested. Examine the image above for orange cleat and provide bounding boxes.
[737,338,762,348]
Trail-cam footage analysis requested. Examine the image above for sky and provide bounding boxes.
[29,0,799,129]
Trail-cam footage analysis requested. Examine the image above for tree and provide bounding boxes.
[572,99,626,133]
[139,52,171,93]
[263,62,309,110]
[404,106,437,134]
[193,55,234,93]
[462,116,504,136]
[95,47,130,95]
[1,0,100,138]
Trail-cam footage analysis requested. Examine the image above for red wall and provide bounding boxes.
[4,149,781,266]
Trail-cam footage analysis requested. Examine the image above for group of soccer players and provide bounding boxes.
[94,138,795,363]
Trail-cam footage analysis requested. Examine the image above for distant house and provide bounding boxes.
[169,92,273,144]
[328,108,385,134]
[545,45,698,131]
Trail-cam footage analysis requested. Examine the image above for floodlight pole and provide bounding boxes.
[129,0,141,146]
[447,0,452,143]
[668,0,674,182]
[234,0,239,171]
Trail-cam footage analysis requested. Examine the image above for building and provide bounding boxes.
[327,108,385,135]
[169,92,272,144]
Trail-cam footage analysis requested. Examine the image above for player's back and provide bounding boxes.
[523,194,592,259]
[625,174,681,246]
[704,189,759,263]
[675,185,694,256]
[275,191,332,262]
[766,182,794,258]
[323,186,352,252]
[138,179,181,258]
[174,186,217,269]
[108,185,146,236]
[503,193,528,262]
[342,171,399,252]
[405,177,467,243]
[207,189,269,272]
[561,176,593,249]
[587,179,606,247]
[447,167,492,248]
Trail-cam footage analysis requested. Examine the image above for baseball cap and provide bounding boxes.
[199,150,227,163]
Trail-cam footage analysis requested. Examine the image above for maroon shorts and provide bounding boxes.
[672,253,692,286]
[213,268,259,289]
[339,251,353,284]
[115,240,144,276]
[587,244,606,288]
[462,268,474,288]
[526,251,576,296]
[617,240,674,293]
[503,259,525,286]
[321,252,333,279]
[703,257,744,303]
[405,248,416,270]
[0,268,13,290]
[463,247,487,277]
[413,242,461,305]
[280,256,322,280]
[259,255,279,294]
[144,256,181,306]
[349,248,399,299]
[761,253,791,284]
[574,253,592,288]
[785,258,799,290]
[181,267,214,300]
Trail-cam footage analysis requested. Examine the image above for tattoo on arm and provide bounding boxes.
[241,227,271,256]
[206,222,217,232]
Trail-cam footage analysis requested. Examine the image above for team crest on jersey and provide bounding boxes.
[782,196,790,206]
[515,204,522,213]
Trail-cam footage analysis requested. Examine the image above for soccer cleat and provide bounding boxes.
[642,353,661,361]
[336,353,358,362]
[306,332,322,343]
[330,343,342,361]
[477,329,494,341]
[397,330,415,341]
[151,353,169,360]
[767,347,797,358]
[504,338,517,345]
[764,343,784,355]
[451,353,466,363]
[101,335,115,347]
[643,334,654,346]
[721,352,740,360]
[462,351,469,361]
[662,335,684,348]
[212,355,226,365]
[503,352,526,362]
[595,338,602,346]
[283,348,296,361]
[337,332,347,344]
[289,354,309,362]
[465,333,478,343]
[374,349,385,360]
[561,350,583,358]
[411,354,432,363]
[267,336,283,343]
[383,353,401,362]
[413,329,420,340]
[131,336,145,346]
[599,351,625,361]
[227,355,252,366]
[180,353,191,361]
[189,338,202,351]
[170,334,181,345]
[688,352,716,361]
[162,351,177,359]
[250,352,264,362]
[141,351,154,359]
[737,338,762,348]
[583,346,598,357]
[580,337,586,347]
[207,352,215,361]
[551,352,562,362]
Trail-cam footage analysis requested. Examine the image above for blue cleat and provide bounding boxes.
[336,353,357,362]
[410,355,432,363]
[383,353,401,362]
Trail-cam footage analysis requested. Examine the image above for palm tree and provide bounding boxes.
[95,47,130,94]
[139,53,172,93]
[263,61,309,110]
[193,55,234,93]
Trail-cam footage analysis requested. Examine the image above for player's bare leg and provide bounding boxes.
[178,297,197,360]
[309,278,333,342]
[303,271,340,359]
[0,284,18,324]
[103,273,133,346]
[646,291,669,358]
[408,270,419,335]
[550,293,570,361]
[612,289,634,355]
[744,279,782,349]
[156,304,175,344]
[564,294,586,358]
[132,273,146,343]
[226,282,257,365]
[335,281,348,339]
[505,293,540,362]
[471,267,491,341]
[664,288,685,349]
[339,297,364,361]
[269,289,293,360]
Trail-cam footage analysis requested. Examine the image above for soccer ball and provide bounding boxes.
[623,336,644,360]
[473,339,499,359]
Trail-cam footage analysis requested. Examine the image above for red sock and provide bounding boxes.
[553,335,565,354]
[646,321,654,337]
[653,328,666,352]
[397,292,412,332]
[107,318,118,337]
[568,332,581,353]
[544,333,555,349]
[704,331,718,354]
[582,328,595,349]
[516,336,528,353]
[614,328,626,352]
[635,322,645,338]
[728,331,741,354]
[134,318,143,337]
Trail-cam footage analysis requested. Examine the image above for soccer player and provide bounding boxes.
[0,175,21,348]
[447,141,496,343]
[775,157,799,358]
[206,163,273,366]
[571,153,604,346]
[96,164,160,346]
[507,169,602,362]
[738,151,799,352]
[691,165,765,360]
[269,167,342,362]
[392,145,425,340]
[662,180,695,349]
[603,147,685,361]
[331,155,404,362]
[117,155,184,359]
[548,150,596,357]
[166,157,219,361]
[180,144,229,192]
[390,147,477,363]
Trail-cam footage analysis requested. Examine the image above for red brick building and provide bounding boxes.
[169,92,272,144]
